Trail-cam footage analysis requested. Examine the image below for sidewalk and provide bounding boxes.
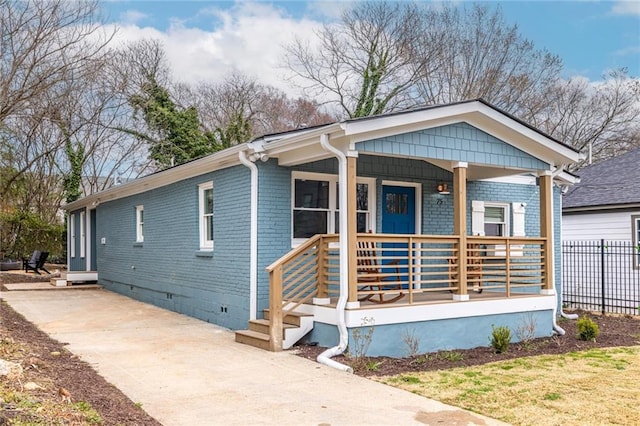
[1,288,506,425]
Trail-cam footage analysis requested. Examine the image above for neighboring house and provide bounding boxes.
[63,99,580,357]
[562,147,640,245]
[561,148,640,313]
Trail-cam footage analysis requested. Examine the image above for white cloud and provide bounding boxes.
[610,1,640,16]
[119,9,149,26]
[106,2,323,96]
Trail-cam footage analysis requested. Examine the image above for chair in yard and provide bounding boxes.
[448,244,483,293]
[357,238,405,304]
[23,251,51,275]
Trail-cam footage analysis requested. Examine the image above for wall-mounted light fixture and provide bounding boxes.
[436,182,450,195]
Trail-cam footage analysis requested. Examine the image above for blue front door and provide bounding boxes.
[381,185,416,288]
[382,185,416,234]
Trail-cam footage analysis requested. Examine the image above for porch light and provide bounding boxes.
[436,182,450,195]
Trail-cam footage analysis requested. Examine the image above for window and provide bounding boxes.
[292,172,374,244]
[79,211,86,258]
[70,213,76,258]
[633,215,640,269]
[199,182,214,250]
[471,201,510,237]
[484,205,507,237]
[135,205,144,243]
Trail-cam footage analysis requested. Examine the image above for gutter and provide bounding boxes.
[317,134,353,373]
[238,150,259,321]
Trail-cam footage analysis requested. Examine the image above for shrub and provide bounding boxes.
[576,316,599,341]
[490,325,512,353]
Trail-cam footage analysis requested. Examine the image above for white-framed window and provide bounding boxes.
[472,201,526,257]
[292,172,375,246]
[199,182,214,250]
[471,201,511,237]
[70,213,76,258]
[633,215,640,269]
[135,205,144,243]
[483,204,509,237]
[79,210,86,258]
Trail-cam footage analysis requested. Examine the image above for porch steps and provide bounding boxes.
[235,310,314,351]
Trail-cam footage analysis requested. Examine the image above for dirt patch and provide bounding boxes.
[294,311,640,376]
[1,271,161,425]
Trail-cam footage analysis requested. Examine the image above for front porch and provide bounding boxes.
[235,231,555,353]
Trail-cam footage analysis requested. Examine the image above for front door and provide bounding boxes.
[382,185,416,234]
[381,185,416,288]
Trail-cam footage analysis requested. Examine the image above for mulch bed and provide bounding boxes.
[294,310,640,376]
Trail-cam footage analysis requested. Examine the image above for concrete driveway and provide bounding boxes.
[1,288,505,425]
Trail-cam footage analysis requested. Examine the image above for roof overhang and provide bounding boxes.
[63,144,247,211]
[562,203,640,214]
[267,100,582,169]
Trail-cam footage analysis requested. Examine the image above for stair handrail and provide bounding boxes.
[266,234,324,351]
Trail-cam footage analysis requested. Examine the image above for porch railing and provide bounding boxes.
[266,233,547,349]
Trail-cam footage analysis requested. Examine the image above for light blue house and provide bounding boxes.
[63,100,581,357]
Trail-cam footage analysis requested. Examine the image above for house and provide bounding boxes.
[62,99,581,357]
[561,148,640,314]
[562,147,640,244]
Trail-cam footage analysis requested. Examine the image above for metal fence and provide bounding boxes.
[562,240,640,315]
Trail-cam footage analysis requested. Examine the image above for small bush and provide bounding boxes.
[576,316,599,341]
[490,325,512,353]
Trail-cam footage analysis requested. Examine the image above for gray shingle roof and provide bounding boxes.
[563,147,640,209]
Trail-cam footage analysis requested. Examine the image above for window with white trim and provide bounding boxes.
[70,213,76,258]
[471,201,511,237]
[79,210,86,258]
[135,205,144,243]
[292,172,375,245]
[633,215,640,269]
[484,204,508,237]
[199,182,214,250]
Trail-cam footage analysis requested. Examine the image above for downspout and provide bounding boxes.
[549,172,575,336]
[317,134,353,373]
[554,177,579,323]
[239,150,258,321]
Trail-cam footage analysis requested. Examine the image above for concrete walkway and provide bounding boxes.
[0,288,506,425]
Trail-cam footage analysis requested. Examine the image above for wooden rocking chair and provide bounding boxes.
[357,238,405,304]
[448,243,483,293]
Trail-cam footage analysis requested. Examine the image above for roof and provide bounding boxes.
[64,99,582,211]
[563,147,640,211]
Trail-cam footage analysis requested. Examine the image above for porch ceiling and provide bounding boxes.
[426,159,537,180]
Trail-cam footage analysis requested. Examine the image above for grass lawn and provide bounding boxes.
[378,346,640,426]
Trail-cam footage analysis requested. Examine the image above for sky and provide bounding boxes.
[99,0,640,94]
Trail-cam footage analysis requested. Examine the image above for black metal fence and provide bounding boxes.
[562,240,640,316]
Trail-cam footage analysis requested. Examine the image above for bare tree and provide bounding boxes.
[532,70,640,170]
[416,3,563,117]
[0,0,114,198]
[285,1,442,118]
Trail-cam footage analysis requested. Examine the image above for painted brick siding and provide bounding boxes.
[255,160,294,315]
[96,165,251,330]
[357,122,549,170]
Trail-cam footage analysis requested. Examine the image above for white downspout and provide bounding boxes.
[317,134,353,373]
[555,179,579,323]
[239,151,258,321]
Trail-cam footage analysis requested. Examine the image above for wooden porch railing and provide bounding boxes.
[266,233,548,349]
[265,234,337,351]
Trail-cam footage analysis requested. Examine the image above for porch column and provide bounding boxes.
[453,162,468,300]
[346,154,359,305]
[539,171,554,292]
